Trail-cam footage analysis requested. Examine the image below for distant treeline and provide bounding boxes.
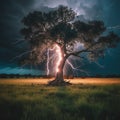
[0,74,120,78]
[0,74,50,78]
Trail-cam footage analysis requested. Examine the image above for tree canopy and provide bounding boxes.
[21,5,120,65]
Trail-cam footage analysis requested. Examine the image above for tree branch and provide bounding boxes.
[71,54,86,60]
[68,41,100,57]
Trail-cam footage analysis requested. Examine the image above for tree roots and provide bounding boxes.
[48,79,71,86]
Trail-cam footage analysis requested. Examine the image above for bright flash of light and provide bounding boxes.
[47,44,62,75]
[55,44,62,73]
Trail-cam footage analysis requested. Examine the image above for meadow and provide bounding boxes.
[0,78,120,120]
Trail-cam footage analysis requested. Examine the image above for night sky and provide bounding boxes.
[0,0,120,76]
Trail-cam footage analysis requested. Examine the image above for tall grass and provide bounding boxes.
[0,84,120,120]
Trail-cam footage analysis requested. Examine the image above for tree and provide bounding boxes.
[21,5,120,85]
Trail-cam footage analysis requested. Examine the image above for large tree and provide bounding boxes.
[21,6,120,85]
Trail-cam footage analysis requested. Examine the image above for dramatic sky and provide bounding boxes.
[0,0,120,76]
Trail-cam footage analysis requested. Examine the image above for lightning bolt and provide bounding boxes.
[55,44,62,73]
[10,50,33,62]
[107,25,120,30]
[66,59,89,76]
[47,44,62,76]
[47,49,50,75]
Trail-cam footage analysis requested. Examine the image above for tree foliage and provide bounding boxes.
[21,5,120,64]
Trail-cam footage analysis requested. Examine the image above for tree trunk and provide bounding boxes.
[55,59,65,82]
[48,56,71,86]
[55,70,64,81]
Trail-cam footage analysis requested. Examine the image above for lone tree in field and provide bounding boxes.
[21,6,120,85]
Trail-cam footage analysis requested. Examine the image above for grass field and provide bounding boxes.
[0,78,120,85]
[0,78,120,120]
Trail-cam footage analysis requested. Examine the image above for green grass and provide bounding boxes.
[0,84,120,120]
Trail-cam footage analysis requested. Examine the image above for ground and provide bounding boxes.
[0,78,120,120]
[0,78,120,85]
